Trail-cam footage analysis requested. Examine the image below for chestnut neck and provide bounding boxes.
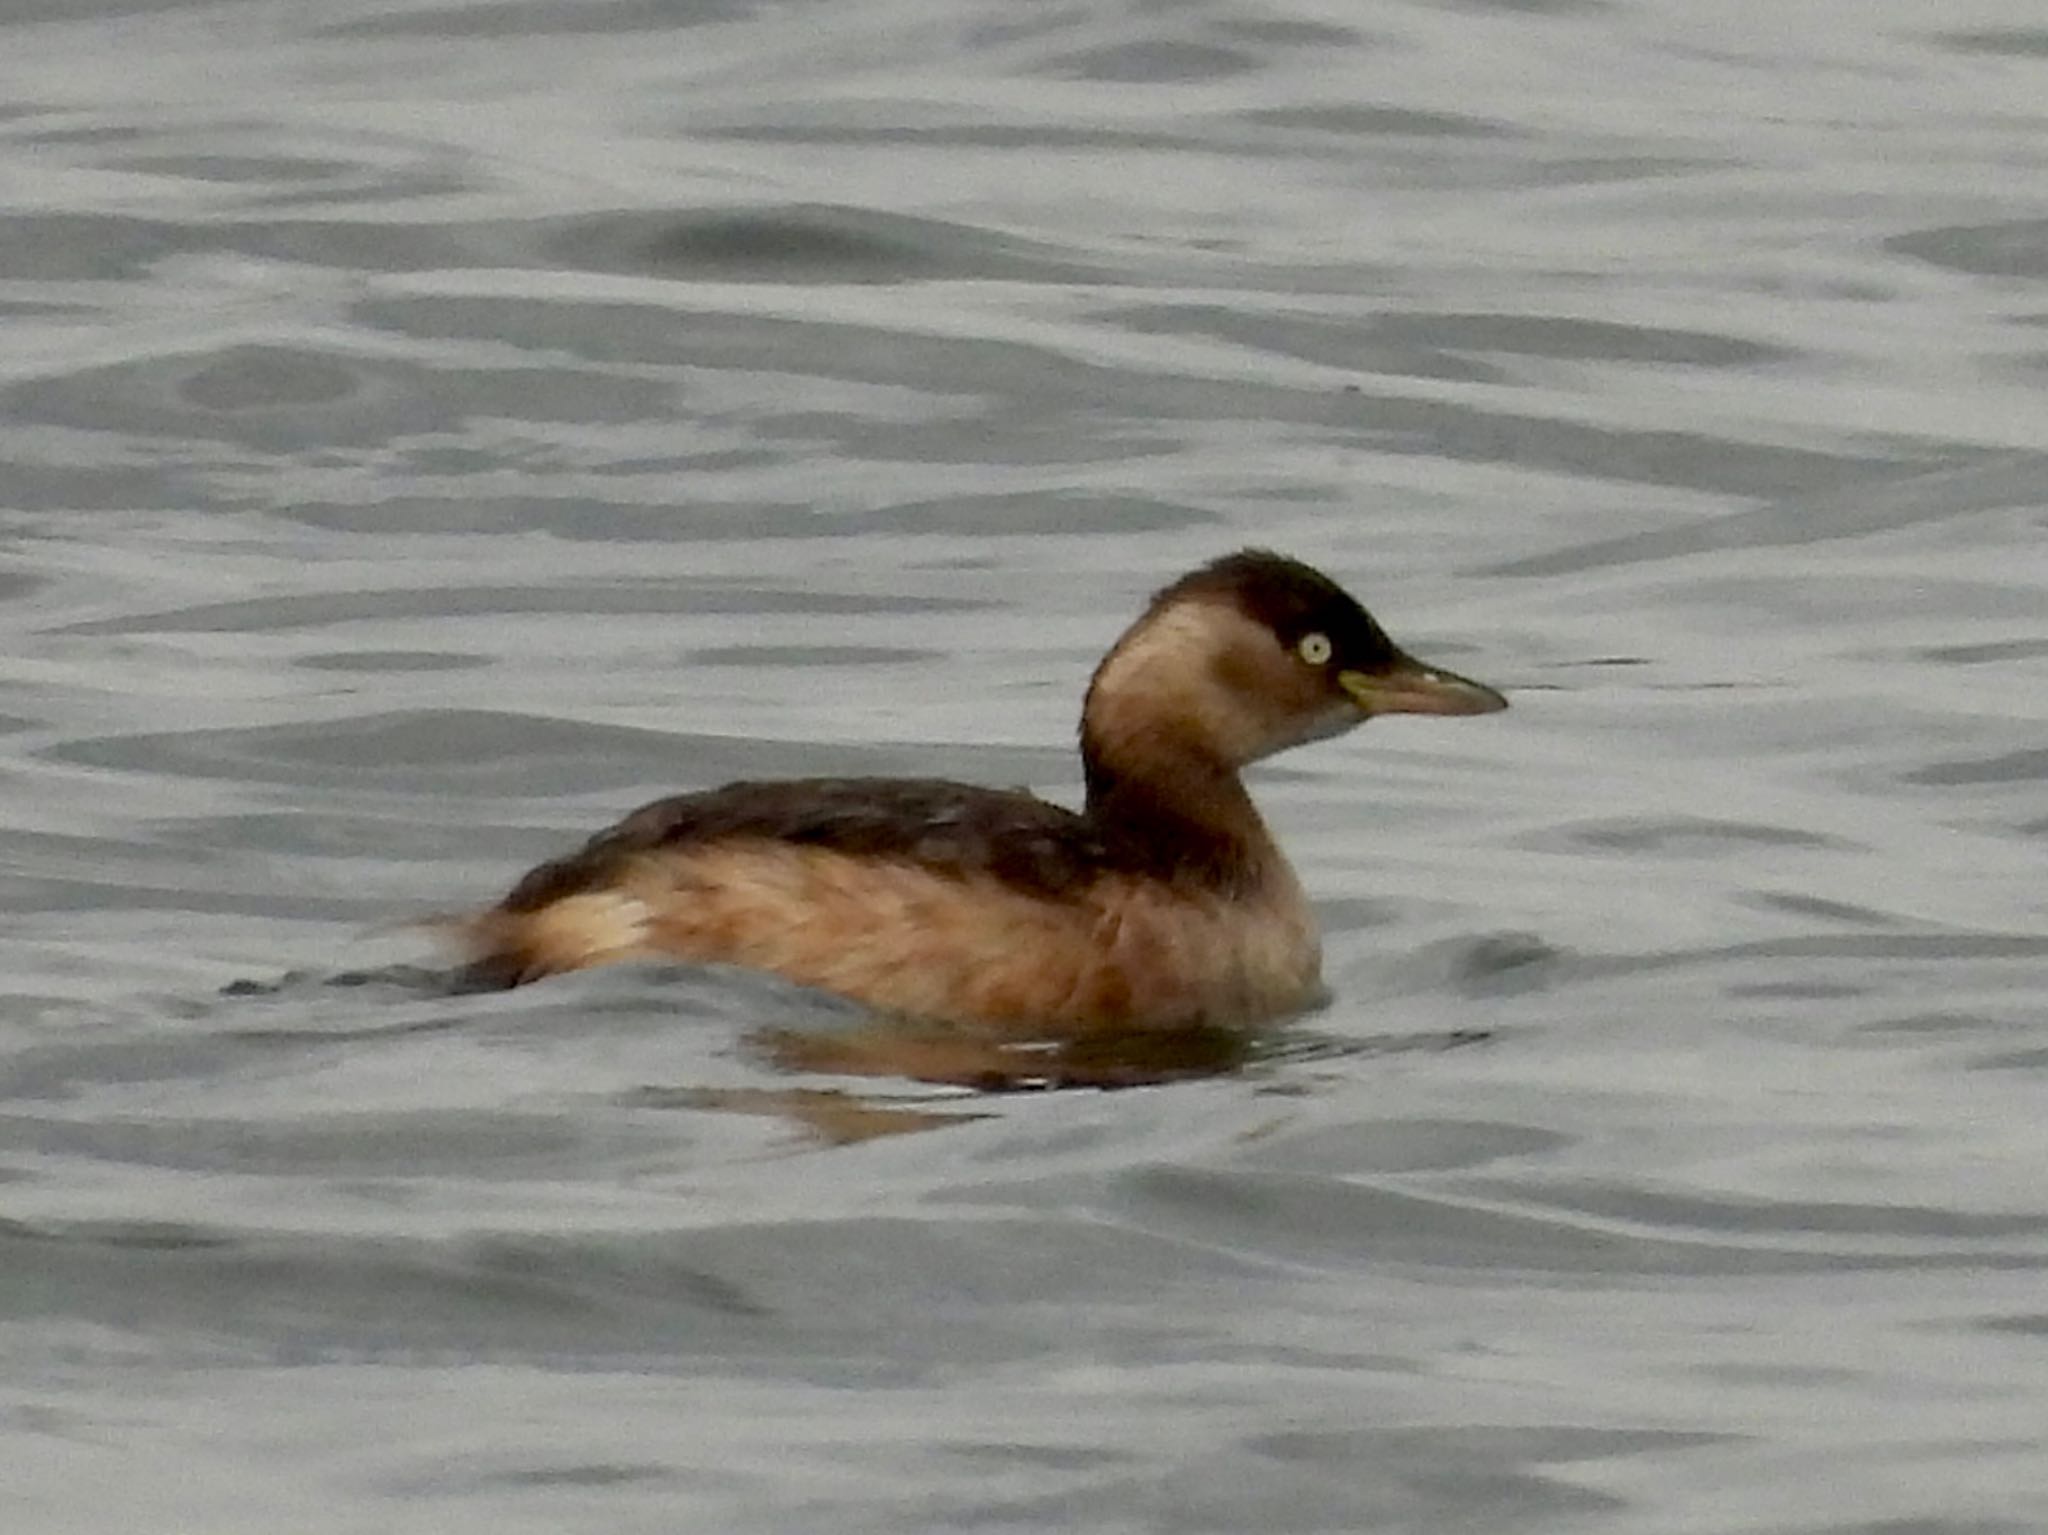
[1080,726,1281,896]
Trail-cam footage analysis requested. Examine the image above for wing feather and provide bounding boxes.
[499,778,1108,913]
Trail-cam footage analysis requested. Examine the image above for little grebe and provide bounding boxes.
[458,551,1505,1044]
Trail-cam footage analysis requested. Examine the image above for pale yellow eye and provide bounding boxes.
[1297,632,1333,666]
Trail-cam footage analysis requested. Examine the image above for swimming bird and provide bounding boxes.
[458,551,1505,1080]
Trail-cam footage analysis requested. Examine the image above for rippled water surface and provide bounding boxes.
[5,1,2048,1530]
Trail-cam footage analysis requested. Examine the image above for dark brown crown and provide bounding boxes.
[1150,549,1403,672]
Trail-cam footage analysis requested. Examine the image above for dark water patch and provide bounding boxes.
[0,209,491,281]
[0,1107,649,1178]
[686,644,933,667]
[1694,1360,1862,1388]
[44,709,692,790]
[44,708,1066,794]
[187,975,509,1044]
[1295,353,1859,492]
[489,1462,679,1489]
[938,1441,1129,1473]
[984,1423,1635,1530]
[53,578,985,635]
[294,649,489,672]
[0,820,412,919]
[1555,816,1851,855]
[1723,979,1867,1000]
[177,346,362,410]
[1912,637,2048,665]
[1101,301,1508,383]
[259,164,480,212]
[697,120,1213,152]
[1238,1117,1572,1176]
[5,345,671,452]
[1889,218,2048,278]
[214,1009,492,1050]
[1293,1422,1730,1466]
[342,296,1155,409]
[0,0,212,19]
[1343,390,1892,498]
[867,490,1218,535]
[0,211,208,282]
[290,480,1209,541]
[1486,455,2033,577]
[0,823,474,919]
[355,294,1890,497]
[1456,933,1561,993]
[2002,348,2048,382]
[631,1086,989,1144]
[414,958,876,1040]
[1748,892,1901,926]
[114,153,357,186]
[1256,1027,1496,1069]
[1373,310,1788,368]
[1606,932,2048,981]
[0,199,1085,297]
[1042,41,1259,83]
[1251,1423,1725,1494]
[754,406,1178,469]
[323,0,753,38]
[5,116,147,144]
[0,456,188,513]
[1313,896,1407,933]
[358,294,712,366]
[1790,932,2048,961]
[1462,1179,2048,1244]
[0,873,372,922]
[0,1213,1276,1371]
[1933,28,2048,59]
[0,1028,351,1103]
[756,1016,1259,1092]
[1214,15,1362,47]
[1521,153,1723,186]
[217,963,460,1001]
[151,810,517,862]
[1097,1165,2048,1278]
[1453,0,1610,11]
[231,217,493,272]
[1853,1010,2011,1039]
[1901,748,2048,787]
[1243,104,1512,138]
[0,1219,768,1363]
[0,296,97,318]
[542,205,1107,285]
[1389,932,1562,997]
[1,1217,232,1250]
[1980,1312,2048,1335]
[280,489,812,540]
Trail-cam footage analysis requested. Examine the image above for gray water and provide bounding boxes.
[4,1,2047,1530]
